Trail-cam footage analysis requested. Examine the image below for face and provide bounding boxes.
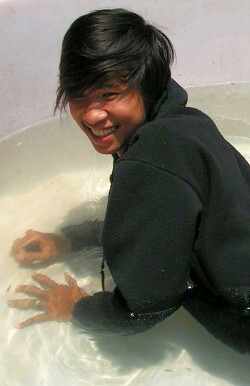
[69,81,146,156]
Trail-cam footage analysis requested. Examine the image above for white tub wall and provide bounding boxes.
[0,0,250,140]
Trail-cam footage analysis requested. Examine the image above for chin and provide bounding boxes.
[92,145,115,155]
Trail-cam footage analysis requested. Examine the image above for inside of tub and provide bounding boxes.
[0,82,249,386]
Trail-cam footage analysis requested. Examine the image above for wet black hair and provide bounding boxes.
[55,8,175,117]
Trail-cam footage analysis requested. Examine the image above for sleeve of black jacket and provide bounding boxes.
[72,159,202,334]
[61,220,104,251]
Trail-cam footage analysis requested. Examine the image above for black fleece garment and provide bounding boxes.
[69,80,250,335]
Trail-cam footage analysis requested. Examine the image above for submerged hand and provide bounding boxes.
[11,230,71,264]
[7,272,88,328]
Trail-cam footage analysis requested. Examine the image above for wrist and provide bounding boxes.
[52,234,72,256]
[62,236,72,255]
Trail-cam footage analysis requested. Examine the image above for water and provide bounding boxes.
[226,135,250,161]
[0,122,250,385]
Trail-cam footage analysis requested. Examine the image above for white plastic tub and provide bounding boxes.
[0,83,249,385]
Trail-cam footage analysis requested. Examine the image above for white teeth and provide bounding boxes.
[91,127,117,137]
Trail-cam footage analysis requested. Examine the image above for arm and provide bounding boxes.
[72,160,202,333]
[11,230,72,264]
[9,160,202,333]
[61,220,103,251]
[11,220,103,264]
[184,286,250,354]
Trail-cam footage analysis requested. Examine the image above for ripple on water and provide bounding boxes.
[1,136,250,385]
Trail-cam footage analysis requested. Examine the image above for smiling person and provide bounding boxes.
[9,9,250,337]
[68,81,146,156]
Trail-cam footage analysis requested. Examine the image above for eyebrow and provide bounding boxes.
[101,83,119,89]
[80,83,121,98]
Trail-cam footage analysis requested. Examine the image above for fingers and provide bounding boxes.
[64,272,88,297]
[15,252,42,264]
[16,284,46,298]
[12,231,40,251]
[64,272,78,288]
[15,312,50,329]
[14,246,54,264]
[25,229,39,235]
[12,238,43,263]
[8,272,83,329]
[11,230,47,263]
[32,272,58,289]
[7,298,42,309]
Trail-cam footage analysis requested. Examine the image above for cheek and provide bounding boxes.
[132,101,146,126]
[137,104,146,123]
[69,103,81,124]
[119,100,146,127]
[131,93,146,119]
[69,104,76,120]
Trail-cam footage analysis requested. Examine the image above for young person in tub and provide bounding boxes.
[8,9,250,339]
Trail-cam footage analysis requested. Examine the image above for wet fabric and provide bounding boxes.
[183,286,250,354]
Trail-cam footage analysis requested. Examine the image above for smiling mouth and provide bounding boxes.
[88,126,118,138]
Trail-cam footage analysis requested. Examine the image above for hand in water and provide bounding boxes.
[11,230,71,264]
[7,272,88,328]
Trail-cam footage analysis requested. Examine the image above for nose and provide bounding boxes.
[82,104,108,126]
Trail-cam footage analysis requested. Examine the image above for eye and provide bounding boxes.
[102,92,117,98]
[69,96,85,103]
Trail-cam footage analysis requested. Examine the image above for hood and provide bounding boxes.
[112,79,188,161]
[150,79,188,120]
